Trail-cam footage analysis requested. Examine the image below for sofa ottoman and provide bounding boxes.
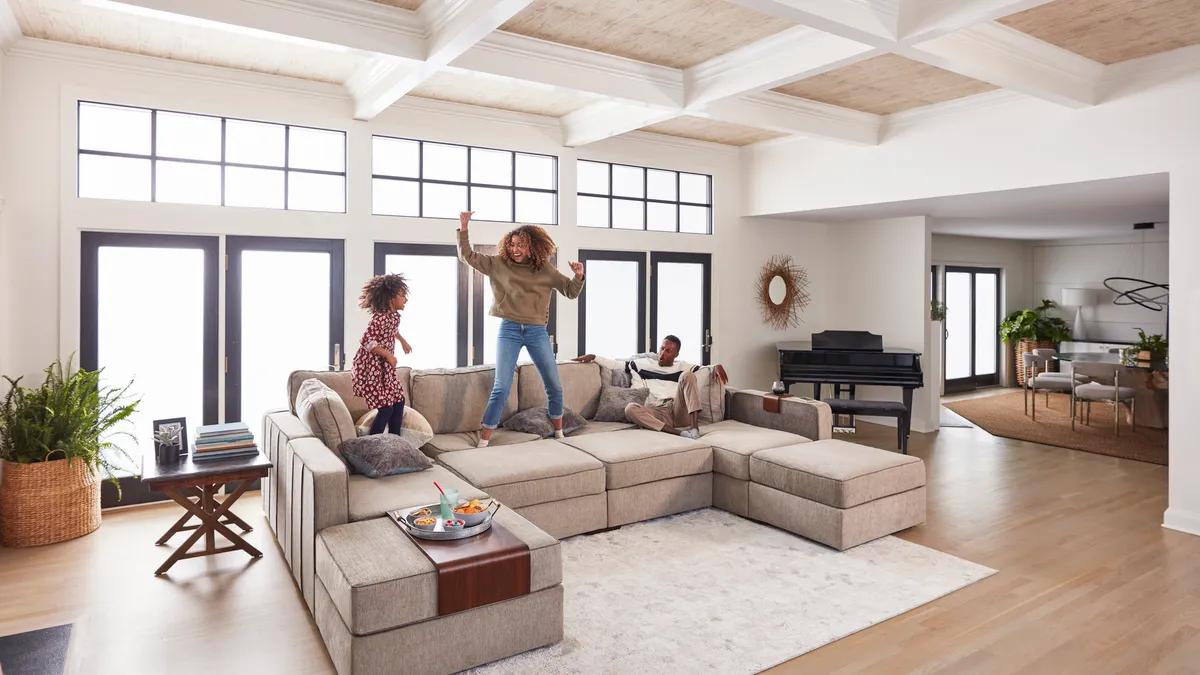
[698,420,810,517]
[437,439,607,539]
[315,510,564,675]
[747,439,926,550]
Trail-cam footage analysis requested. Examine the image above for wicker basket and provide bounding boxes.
[1015,339,1058,386]
[0,458,101,547]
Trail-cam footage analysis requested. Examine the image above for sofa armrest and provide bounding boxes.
[725,389,833,441]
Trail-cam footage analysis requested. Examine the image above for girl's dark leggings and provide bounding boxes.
[369,400,405,435]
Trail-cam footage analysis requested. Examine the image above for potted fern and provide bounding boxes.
[0,356,140,547]
[1126,328,1168,363]
[999,299,1073,385]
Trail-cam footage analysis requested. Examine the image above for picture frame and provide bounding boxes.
[152,417,189,464]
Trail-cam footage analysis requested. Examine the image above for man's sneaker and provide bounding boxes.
[680,428,701,440]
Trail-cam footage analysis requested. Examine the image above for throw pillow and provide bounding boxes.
[502,406,588,438]
[355,405,435,447]
[600,353,656,388]
[594,382,649,422]
[693,367,727,424]
[295,378,357,462]
[338,434,432,478]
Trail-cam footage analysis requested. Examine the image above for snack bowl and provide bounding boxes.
[409,515,439,531]
[442,519,466,531]
[452,498,494,527]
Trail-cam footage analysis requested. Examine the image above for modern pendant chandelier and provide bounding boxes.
[1102,222,1169,335]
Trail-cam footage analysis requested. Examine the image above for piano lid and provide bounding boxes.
[777,330,920,354]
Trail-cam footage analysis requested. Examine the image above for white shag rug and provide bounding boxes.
[467,508,995,675]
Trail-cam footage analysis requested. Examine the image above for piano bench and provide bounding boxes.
[822,399,911,453]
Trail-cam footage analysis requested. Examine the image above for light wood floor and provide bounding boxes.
[2,414,1197,674]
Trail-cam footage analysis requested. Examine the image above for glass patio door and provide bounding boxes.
[943,266,1001,393]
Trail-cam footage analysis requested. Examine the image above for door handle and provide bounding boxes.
[329,343,342,371]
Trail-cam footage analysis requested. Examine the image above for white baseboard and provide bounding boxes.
[1162,507,1200,537]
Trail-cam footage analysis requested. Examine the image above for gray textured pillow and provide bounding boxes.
[295,378,357,462]
[503,406,587,438]
[594,383,649,422]
[338,434,433,478]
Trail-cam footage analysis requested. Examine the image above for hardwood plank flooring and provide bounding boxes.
[1,413,1197,674]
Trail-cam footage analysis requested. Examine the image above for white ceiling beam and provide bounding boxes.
[684,26,880,108]
[1,0,21,51]
[350,0,536,120]
[705,91,880,145]
[902,22,1103,108]
[897,0,1059,44]
[722,0,901,46]
[560,101,682,147]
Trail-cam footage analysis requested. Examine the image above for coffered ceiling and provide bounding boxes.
[1,0,1198,148]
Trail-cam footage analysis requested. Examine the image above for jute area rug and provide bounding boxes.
[467,509,995,675]
[944,391,1167,465]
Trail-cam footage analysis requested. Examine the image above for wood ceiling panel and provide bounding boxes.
[996,0,1200,64]
[11,0,365,84]
[409,70,599,117]
[772,54,998,115]
[364,0,424,9]
[499,0,796,69]
[639,116,786,146]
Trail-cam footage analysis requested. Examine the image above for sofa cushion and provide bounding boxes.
[699,420,810,480]
[503,406,588,438]
[316,507,560,635]
[295,378,357,462]
[409,365,519,434]
[749,439,925,509]
[559,429,712,490]
[517,362,602,419]
[347,464,487,522]
[593,382,648,422]
[437,440,605,509]
[422,429,540,458]
[694,366,727,424]
[567,420,635,436]
[339,434,433,478]
[288,368,411,421]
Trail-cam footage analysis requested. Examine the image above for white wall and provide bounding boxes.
[744,67,1200,535]
[0,47,9,386]
[1033,232,1170,342]
[0,41,831,413]
[825,217,935,433]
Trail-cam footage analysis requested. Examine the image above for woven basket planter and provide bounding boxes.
[0,458,101,547]
[1015,339,1058,386]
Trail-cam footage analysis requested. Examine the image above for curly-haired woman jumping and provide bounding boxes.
[457,211,584,446]
[351,273,412,435]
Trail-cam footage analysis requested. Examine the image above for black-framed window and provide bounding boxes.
[80,231,219,508]
[650,252,712,366]
[76,101,347,212]
[471,245,558,365]
[943,266,1001,393]
[225,236,345,437]
[577,250,648,357]
[577,160,712,234]
[374,243,469,368]
[372,135,558,224]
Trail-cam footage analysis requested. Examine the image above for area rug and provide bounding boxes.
[466,509,995,675]
[0,624,72,675]
[944,391,1167,465]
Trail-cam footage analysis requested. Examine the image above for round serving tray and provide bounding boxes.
[397,501,500,541]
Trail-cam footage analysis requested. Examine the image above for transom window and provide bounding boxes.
[372,135,558,224]
[76,101,347,213]
[576,160,712,234]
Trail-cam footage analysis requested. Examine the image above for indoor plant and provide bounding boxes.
[0,356,140,547]
[930,299,948,322]
[1126,328,1168,362]
[999,300,1073,385]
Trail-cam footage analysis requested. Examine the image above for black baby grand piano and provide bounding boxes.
[777,331,924,452]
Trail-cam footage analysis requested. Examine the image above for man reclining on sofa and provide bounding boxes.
[573,336,728,439]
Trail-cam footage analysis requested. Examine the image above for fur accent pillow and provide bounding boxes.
[295,378,357,461]
[502,406,587,438]
[594,382,649,422]
[338,434,432,478]
[355,405,435,447]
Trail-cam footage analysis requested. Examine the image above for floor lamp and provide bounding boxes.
[1061,288,1096,341]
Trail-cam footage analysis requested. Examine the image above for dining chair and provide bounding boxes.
[1022,352,1077,420]
[1072,381,1136,435]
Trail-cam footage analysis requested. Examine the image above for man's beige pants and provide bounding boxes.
[623,370,702,434]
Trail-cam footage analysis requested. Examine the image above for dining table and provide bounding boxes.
[1053,352,1169,428]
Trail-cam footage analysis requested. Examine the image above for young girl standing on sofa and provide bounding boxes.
[457,211,585,446]
[352,273,412,435]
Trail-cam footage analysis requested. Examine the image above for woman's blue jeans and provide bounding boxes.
[482,320,563,429]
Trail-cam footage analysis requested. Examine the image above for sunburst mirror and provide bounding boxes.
[755,255,810,330]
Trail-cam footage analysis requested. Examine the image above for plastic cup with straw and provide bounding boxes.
[434,481,458,521]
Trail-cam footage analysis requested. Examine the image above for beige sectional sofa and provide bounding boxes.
[265,360,926,675]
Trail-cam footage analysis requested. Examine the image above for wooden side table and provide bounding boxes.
[141,452,272,576]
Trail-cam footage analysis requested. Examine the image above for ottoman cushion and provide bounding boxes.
[559,429,712,490]
[749,439,924,509]
[316,508,561,635]
[698,420,810,480]
[422,429,540,458]
[347,464,487,522]
[437,439,605,508]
